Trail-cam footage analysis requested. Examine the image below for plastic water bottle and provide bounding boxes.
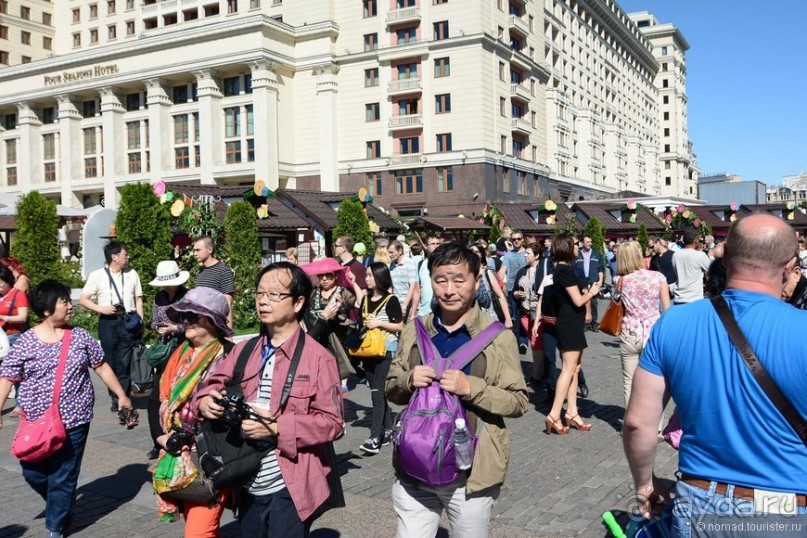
[453,418,474,470]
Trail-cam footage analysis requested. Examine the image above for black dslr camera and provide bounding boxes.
[212,394,259,429]
[113,303,125,316]
[165,426,195,455]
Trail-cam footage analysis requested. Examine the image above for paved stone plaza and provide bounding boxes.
[0,312,679,537]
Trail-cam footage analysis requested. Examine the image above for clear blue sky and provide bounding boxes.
[617,0,807,186]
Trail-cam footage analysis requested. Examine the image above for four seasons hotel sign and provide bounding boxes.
[44,64,120,87]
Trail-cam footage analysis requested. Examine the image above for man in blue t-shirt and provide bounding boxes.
[624,214,807,531]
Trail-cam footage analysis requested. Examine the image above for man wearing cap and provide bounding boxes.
[80,240,144,411]
[192,235,236,328]
[334,235,367,290]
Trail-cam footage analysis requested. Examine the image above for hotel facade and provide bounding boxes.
[0,0,697,216]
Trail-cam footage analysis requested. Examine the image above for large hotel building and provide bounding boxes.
[0,0,697,216]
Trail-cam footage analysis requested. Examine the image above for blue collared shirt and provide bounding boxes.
[431,312,473,375]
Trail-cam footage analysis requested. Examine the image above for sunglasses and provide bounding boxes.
[179,313,200,325]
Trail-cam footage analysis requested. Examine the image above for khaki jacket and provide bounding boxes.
[385,305,529,494]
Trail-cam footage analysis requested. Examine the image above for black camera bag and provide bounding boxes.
[196,331,304,491]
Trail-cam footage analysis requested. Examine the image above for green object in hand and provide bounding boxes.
[602,511,626,538]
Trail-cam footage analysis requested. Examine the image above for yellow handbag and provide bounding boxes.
[349,296,392,358]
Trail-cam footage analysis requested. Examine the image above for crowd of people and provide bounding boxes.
[1,216,806,537]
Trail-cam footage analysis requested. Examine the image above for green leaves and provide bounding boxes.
[11,191,61,286]
[224,201,261,330]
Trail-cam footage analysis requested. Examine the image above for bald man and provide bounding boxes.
[624,214,807,531]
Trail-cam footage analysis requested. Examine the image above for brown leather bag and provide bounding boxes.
[598,279,624,336]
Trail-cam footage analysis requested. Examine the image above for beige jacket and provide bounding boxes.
[385,305,529,494]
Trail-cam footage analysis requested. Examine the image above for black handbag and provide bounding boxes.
[157,452,218,504]
[196,331,305,490]
[106,268,143,333]
[129,342,153,394]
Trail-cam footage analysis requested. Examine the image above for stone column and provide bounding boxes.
[145,78,171,182]
[99,87,125,208]
[250,60,279,189]
[194,69,222,185]
[15,102,41,191]
[316,63,339,192]
[57,95,83,208]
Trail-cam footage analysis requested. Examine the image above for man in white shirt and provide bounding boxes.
[80,241,143,410]
[671,228,711,304]
[388,241,416,320]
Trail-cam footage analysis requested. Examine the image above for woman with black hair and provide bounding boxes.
[0,280,131,538]
[357,262,403,455]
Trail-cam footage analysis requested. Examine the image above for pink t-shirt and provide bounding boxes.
[616,269,666,343]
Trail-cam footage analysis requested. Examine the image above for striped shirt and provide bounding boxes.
[246,345,286,496]
[195,261,235,295]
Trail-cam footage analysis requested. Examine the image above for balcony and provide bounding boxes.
[511,117,532,135]
[389,114,423,130]
[387,6,420,25]
[508,14,530,38]
[388,77,422,95]
[510,83,532,102]
[510,48,532,70]
[389,153,423,167]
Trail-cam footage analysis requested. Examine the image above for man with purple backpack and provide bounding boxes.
[386,243,528,537]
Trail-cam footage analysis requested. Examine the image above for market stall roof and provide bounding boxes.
[275,188,400,233]
[691,205,750,234]
[169,185,309,231]
[742,204,807,229]
[572,203,667,235]
[495,202,575,234]
[407,217,489,232]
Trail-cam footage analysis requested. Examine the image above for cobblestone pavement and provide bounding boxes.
[0,309,679,537]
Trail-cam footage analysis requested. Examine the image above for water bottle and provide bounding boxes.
[453,418,474,470]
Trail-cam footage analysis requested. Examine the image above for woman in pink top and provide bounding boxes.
[615,241,670,416]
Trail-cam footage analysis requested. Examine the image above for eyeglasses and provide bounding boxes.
[333,243,345,249]
[319,273,336,280]
[251,290,294,302]
[511,237,524,241]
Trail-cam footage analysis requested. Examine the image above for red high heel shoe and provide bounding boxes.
[545,414,570,435]
[565,414,592,431]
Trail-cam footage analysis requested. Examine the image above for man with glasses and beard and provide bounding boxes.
[333,236,367,290]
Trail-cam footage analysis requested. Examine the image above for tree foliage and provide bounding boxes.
[115,183,173,325]
[332,198,373,247]
[11,191,61,286]
[582,217,607,258]
[637,224,649,254]
[224,201,261,330]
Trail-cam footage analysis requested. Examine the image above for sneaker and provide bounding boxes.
[382,429,394,446]
[359,438,381,455]
[518,343,528,355]
[341,385,350,393]
[47,531,64,538]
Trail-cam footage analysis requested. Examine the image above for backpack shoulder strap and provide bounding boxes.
[369,294,392,317]
[448,321,507,373]
[417,259,425,287]
[228,336,261,394]
[413,317,440,369]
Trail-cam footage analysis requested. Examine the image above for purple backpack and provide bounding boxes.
[394,318,506,487]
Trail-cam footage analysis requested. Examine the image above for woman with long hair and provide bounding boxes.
[152,287,234,533]
[468,243,511,327]
[0,280,131,538]
[514,242,544,385]
[545,233,600,435]
[357,262,402,455]
[615,241,670,414]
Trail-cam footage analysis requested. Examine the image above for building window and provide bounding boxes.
[512,138,524,157]
[663,95,669,104]
[125,92,143,111]
[661,46,668,55]
[83,128,97,154]
[247,139,254,162]
[662,79,669,88]
[0,51,7,64]
[665,176,671,186]
[499,62,506,81]
[21,55,30,64]
[73,33,81,47]
[21,31,30,45]
[126,0,134,9]
[434,57,450,77]
[5,139,16,163]
[43,12,52,25]
[175,147,190,168]
[20,5,29,19]
[365,103,380,122]
[366,140,380,159]
[173,115,190,143]
[663,128,670,137]
[2,113,15,130]
[173,85,190,104]
[395,169,423,194]
[126,21,135,35]
[363,0,377,17]
[0,26,6,39]
[72,8,81,23]
[396,26,417,45]
[225,141,241,163]
[664,144,671,153]
[127,122,141,149]
[500,135,506,153]
[6,167,16,186]
[399,136,419,154]
[127,152,141,173]
[433,21,449,40]
[397,62,418,79]
[84,158,98,178]
[41,107,55,124]
[43,134,56,159]
[43,36,52,49]
[517,171,527,195]
[108,25,117,39]
[435,93,451,113]
[397,98,417,115]
[511,102,523,119]
[90,3,98,18]
[90,29,99,44]
[245,105,254,135]
[437,166,453,192]
[44,162,56,182]
[250,0,261,8]
[227,0,238,14]
[364,33,377,51]
[500,97,506,116]
[108,1,116,14]
[224,108,241,137]
[364,68,379,87]
[663,111,669,120]
[223,76,241,96]
[434,0,447,4]
[367,172,382,196]
[531,111,536,128]
[436,133,452,152]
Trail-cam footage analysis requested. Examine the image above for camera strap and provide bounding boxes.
[105,267,125,308]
